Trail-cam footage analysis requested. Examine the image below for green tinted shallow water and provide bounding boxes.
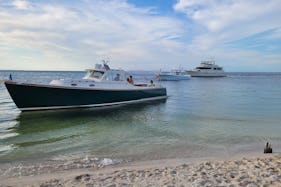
[0,71,281,163]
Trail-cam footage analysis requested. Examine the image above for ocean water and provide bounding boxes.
[0,71,281,164]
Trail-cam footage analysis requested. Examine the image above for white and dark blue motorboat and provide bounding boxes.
[156,69,191,81]
[4,63,167,111]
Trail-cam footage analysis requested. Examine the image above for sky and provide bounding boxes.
[0,0,281,72]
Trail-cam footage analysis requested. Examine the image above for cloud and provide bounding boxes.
[174,0,281,41]
[0,0,187,70]
[12,0,29,9]
[173,0,281,71]
[1,0,281,71]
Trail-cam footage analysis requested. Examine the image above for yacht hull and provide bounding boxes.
[186,71,226,77]
[158,74,191,81]
[5,81,167,111]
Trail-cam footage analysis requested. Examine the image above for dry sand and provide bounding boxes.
[1,154,280,187]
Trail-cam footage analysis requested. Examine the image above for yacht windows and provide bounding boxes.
[196,67,222,70]
[214,67,223,70]
[196,67,212,70]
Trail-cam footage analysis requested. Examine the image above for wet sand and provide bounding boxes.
[1,154,280,186]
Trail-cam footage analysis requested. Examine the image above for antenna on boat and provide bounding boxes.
[101,57,110,70]
[102,59,109,64]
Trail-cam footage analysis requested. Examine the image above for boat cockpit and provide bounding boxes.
[83,64,127,82]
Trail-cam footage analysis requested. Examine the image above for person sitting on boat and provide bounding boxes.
[128,75,134,85]
[114,73,120,81]
[148,80,155,87]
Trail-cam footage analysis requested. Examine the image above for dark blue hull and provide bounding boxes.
[4,81,167,111]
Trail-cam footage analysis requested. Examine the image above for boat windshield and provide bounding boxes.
[84,70,104,80]
[91,71,104,79]
[102,71,126,81]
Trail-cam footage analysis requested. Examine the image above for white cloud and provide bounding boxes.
[12,0,29,9]
[173,0,281,71]
[0,0,185,70]
[262,28,281,40]
[0,0,281,71]
[174,0,281,40]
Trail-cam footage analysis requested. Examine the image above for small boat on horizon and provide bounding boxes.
[4,63,167,111]
[186,60,226,77]
[156,68,191,81]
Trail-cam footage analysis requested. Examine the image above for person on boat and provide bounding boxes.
[114,73,120,81]
[128,75,134,85]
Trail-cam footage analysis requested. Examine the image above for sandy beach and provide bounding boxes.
[1,154,280,186]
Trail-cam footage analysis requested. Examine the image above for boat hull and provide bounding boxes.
[158,74,191,81]
[186,71,226,77]
[4,81,167,111]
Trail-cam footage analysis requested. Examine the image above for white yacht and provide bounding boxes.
[186,60,226,77]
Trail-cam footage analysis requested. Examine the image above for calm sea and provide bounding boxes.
[0,71,281,164]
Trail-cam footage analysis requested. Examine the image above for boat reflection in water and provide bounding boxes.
[0,99,167,162]
[16,98,167,133]
[4,63,167,112]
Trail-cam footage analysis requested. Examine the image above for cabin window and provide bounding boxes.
[89,84,95,87]
[196,67,211,70]
[71,83,77,86]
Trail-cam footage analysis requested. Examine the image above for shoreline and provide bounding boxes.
[1,153,280,186]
